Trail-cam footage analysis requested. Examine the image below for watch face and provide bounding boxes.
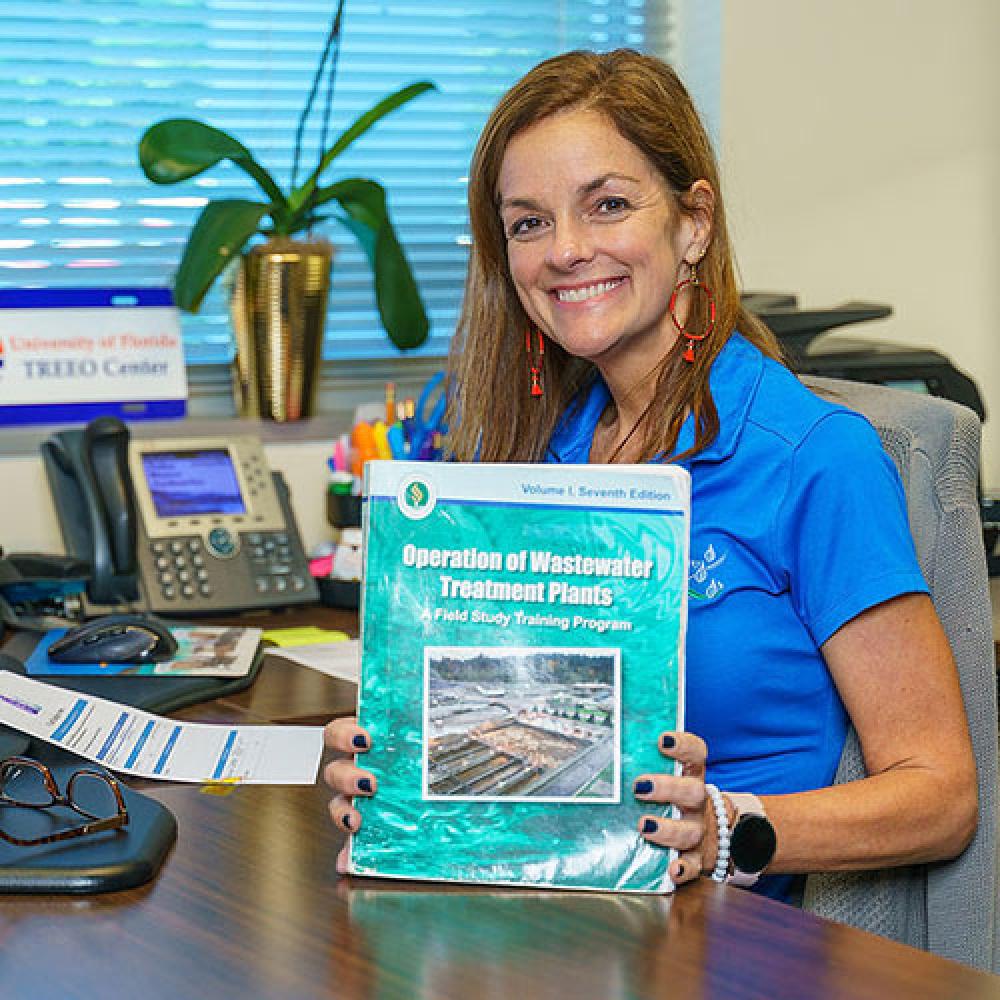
[730,814,777,874]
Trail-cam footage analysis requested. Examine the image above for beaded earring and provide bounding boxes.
[525,328,545,397]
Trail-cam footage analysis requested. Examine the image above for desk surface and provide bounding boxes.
[1,613,999,1000]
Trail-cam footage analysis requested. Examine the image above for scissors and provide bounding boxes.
[408,371,447,460]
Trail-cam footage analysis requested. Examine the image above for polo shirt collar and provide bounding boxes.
[547,333,764,465]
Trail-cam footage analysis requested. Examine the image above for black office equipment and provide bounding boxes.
[743,293,986,418]
[42,418,318,614]
[0,550,89,637]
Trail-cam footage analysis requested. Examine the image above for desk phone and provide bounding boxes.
[43,418,318,614]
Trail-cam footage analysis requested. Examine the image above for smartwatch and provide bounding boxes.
[726,792,777,887]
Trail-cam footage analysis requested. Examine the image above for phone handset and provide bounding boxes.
[82,417,139,587]
[42,416,140,605]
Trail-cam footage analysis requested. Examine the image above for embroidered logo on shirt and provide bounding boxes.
[689,543,726,601]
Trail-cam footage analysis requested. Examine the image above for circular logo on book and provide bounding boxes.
[397,475,437,519]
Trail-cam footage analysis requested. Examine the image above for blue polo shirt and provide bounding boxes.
[546,333,928,899]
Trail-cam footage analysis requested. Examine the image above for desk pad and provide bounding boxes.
[1,632,264,714]
[0,749,177,893]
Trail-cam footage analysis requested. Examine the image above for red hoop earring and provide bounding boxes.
[525,328,545,397]
[669,263,716,363]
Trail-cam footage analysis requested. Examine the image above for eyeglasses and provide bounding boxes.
[0,756,129,847]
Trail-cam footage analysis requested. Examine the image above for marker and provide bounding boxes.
[387,421,407,459]
[372,420,392,461]
[351,421,377,476]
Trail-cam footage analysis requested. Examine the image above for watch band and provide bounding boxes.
[726,792,771,888]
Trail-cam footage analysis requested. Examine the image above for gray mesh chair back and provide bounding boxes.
[800,375,998,972]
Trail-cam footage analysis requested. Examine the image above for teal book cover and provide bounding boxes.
[351,461,689,892]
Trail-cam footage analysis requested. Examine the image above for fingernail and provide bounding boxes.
[633,779,653,795]
[676,862,685,878]
[352,734,368,750]
[642,818,658,834]
[342,813,353,830]
[357,777,373,793]
[661,734,676,749]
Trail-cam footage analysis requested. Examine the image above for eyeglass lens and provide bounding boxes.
[0,761,123,843]
[1,761,54,807]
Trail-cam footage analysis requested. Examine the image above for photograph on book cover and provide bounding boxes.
[352,461,689,892]
[423,645,621,803]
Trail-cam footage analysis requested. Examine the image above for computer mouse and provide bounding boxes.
[47,613,178,664]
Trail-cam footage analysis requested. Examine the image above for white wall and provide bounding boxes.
[720,0,1000,483]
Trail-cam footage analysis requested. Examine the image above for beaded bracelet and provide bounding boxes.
[704,783,730,882]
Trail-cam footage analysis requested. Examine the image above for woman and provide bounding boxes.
[324,49,977,900]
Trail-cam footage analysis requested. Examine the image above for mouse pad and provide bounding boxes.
[0,749,176,894]
[24,625,262,679]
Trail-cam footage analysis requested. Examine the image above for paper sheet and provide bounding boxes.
[0,670,322,785]
[269,639,360,683]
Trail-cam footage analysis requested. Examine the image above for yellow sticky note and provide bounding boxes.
[261,626,349,647]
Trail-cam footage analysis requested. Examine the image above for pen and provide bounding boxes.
[385,381,396,425]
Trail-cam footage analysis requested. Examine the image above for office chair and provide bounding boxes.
[799,376,999,973]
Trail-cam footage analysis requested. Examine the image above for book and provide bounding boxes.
[25,625,262,678]
[350,461,689,892]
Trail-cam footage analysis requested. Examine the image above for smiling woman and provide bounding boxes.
[324,48,979,921]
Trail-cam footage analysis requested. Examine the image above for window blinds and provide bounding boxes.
[0,1,671,364]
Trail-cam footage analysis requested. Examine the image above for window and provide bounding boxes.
[0,1,715,370]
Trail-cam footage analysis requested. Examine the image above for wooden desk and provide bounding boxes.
[1,639,998,999]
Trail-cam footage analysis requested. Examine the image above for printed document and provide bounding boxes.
[0,671,322,784]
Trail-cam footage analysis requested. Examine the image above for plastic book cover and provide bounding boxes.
[350,461,689,892]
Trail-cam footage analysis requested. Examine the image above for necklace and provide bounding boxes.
[599,395,658,465]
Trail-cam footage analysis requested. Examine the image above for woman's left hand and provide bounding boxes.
[633,731,714,887]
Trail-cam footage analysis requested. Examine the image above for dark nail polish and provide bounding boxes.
[676,863,685,878]
[352,734,368,750]
[357,777,373,794]
[642,818,658,834]
[634,779,653,795]
[661,734,676,749]
[342,813,353,831]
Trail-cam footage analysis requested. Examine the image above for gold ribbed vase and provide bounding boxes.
[230,238,333,421]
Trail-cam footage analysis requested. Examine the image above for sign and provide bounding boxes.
[0,287,187,424]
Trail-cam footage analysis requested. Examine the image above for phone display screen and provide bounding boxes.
[141,448,246,517]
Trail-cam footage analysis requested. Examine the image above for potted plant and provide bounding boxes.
[137,0,433,419]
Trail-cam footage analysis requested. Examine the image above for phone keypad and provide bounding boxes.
[147,530,308,606]
[246,531,308,595]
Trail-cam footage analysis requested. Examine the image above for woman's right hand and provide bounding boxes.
[322,716,375,874]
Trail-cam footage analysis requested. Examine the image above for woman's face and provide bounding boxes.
[497,108,700,378]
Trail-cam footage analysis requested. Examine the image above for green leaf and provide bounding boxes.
[287,81,435,222]
[139,118,287,215]
[174,199,271,313]
[316,178,429,350]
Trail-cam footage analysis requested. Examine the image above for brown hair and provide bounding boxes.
[445,48,782,463]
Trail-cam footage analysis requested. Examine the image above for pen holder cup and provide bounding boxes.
[326,491,362,529]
